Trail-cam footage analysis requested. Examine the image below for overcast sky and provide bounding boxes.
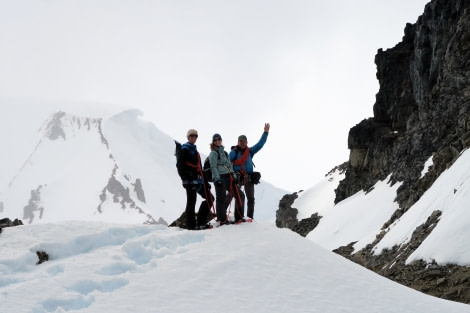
[0,0,430,191]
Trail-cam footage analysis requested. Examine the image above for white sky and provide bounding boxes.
[2,221,470,313]
[0,0,431,191]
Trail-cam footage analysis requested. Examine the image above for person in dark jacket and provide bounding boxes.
[209,133,244,225]
[176,129,214,230]
[229,123,270,219]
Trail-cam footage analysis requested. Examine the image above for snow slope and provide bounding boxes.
[295,149,470,266]
[1,221,469,313]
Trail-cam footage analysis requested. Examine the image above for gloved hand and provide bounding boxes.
[232,174,238,184]
[183,183,198,190]
[215,180,222,186]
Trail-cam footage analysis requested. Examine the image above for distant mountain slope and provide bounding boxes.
[3,111,156,224]
[0,106,286,225]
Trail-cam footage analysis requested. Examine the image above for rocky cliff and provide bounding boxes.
[336,0,470,303]
[337,0,470,214]
[277,0,470,305]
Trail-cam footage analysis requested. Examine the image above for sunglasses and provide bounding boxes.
[213,138,222,142]
[189,134,198,138]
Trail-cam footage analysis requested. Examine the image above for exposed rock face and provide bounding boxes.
[36,251,49,265]
[333,0,470,305]
[336,0,470,215]
[23,186,45,224]
[277,0,470,305]
[97,166,163,225]
[335,210,470,304]
[276,163,347,235]
[133,178,146,203]
[276,193,322,238]
[44,111,105,143]
[0,217,24,230]
[291,213,322,237]
[275,193,299,229]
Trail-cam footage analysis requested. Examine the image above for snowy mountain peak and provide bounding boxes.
[41,111,104,142]
[3,110,161,225]
[1,107,287,227]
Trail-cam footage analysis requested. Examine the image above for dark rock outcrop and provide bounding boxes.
[276,192,322,237]
[275,193,300,229]
[277,0,470,305]
[133,178,146,203]
[332,0,470,305]
[275,163,347,236]
[291,213,322,237]
[97,166,163,225]
[334,210,470,304]
[36,251,49,265]
[336,0,470,214]
[0,218,24,231]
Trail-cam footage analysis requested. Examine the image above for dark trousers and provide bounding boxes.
[244,180,255,218]
[214,174,245,222]
[185,182,214,229]
[185,187,197,229]
[215,177,245,222]
[214,175,229,222]
[197,182,214,225]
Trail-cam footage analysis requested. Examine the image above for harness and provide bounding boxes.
[232,147,250,175]
[183,146,215,215]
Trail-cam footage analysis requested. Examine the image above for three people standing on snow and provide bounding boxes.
[177,124,269,228]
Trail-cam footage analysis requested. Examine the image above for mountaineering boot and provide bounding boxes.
[198,223,213,230]
[218,219,233,227]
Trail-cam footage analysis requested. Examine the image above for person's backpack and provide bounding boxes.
[202,150,228,182]
[174,140,182,159]
[202,158,212,182]
[174,140,185,176]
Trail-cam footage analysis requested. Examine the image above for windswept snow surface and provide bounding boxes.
[373,149,470,266]
[297,148,470,267]
[304,175,401,253]
[1,221,469,313]
[292,169,345,220]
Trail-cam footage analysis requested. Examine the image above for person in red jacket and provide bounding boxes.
[229,123,270,219]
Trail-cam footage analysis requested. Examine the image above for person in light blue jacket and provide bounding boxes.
[229,123,270,219]
[209,133,244,225]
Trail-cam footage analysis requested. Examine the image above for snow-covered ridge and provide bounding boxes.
[3,110,160,225]
[42,111,104,142]
[1,108,286,226]
[293,148,470,267]
[1,221,469,313]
